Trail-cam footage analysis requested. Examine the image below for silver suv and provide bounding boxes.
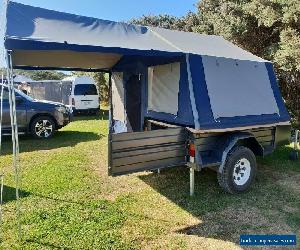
[1,87,71,139]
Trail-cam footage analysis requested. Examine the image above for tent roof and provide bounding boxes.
[4,1,267,71]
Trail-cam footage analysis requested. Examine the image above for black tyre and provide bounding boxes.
[217,146,257,194]
[30,116,56,139]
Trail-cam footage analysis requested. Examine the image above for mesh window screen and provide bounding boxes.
[148,62,180,115]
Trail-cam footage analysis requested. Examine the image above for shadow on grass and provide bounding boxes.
[1,131,103,155]
[2,185,30,204]
[72,109,109,121]
[139,165,297,244]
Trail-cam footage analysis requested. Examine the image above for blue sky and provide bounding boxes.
[10,0,197,21]
[0,0,197,67]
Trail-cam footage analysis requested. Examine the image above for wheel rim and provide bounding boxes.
[35,120,53,138]
[233,158,251,186]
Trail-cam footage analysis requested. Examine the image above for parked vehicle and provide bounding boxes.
[62,76,100,114]
[1,86,72,139]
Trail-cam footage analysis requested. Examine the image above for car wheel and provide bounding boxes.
[217,146,257,194]
[31,116,55,139]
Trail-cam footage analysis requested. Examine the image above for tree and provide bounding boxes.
[131,12,200,32]
[26,70,67,81]
[0,68,67,81]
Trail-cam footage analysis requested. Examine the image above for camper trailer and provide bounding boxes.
[5,2,291,194]
[108,57,291,194]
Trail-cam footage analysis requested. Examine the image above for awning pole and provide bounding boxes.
[6,50,22,241]
[0,75,4,238]
[108,71,113,134]
[0,75,4,154]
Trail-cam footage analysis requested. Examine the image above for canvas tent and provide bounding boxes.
[4,1,290,132]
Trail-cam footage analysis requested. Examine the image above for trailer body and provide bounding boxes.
[109,122,291,176]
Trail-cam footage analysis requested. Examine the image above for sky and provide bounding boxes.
[0,0,197,67]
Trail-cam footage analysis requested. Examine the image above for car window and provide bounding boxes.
[74,84,98,96]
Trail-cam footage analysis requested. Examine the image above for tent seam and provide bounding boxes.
[148,27,183,53]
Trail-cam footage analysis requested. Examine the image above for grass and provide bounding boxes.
[0,114,299,249]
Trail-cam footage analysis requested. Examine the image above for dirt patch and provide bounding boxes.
[277,172,300,195]
[141,233,243,250]
[177,206,292,246]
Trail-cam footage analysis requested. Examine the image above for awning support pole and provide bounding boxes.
[6,50,22,241]
[108,71,113,134]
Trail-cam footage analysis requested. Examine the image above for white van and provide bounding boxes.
[62,76,100,114]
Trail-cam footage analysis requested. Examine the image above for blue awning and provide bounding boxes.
[5,1,267,70]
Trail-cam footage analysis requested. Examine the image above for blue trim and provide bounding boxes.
[13,65,110,72]
[265,62,290,121]
[210,114,283,129]
[192,114,288,130]
[189,55,215,127]
[178,57,194,125]
[113,55,181,70]
[5,38,183,58]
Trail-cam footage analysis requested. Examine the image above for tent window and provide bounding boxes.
[148,62,180,115]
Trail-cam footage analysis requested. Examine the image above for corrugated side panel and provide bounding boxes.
[109,128,188,176]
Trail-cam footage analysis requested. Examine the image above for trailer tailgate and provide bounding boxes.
[109,128,187,176]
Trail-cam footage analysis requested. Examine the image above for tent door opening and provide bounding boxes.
[125,74,142,132]
[108,70,188,176]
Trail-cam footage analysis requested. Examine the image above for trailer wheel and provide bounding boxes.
[218,146,257,194]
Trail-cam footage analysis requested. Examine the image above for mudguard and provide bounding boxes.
[217,132,263,173]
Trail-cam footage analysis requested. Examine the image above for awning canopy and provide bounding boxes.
[5,1,267,71]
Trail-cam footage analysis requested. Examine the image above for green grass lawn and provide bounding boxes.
[0,115,299,249]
